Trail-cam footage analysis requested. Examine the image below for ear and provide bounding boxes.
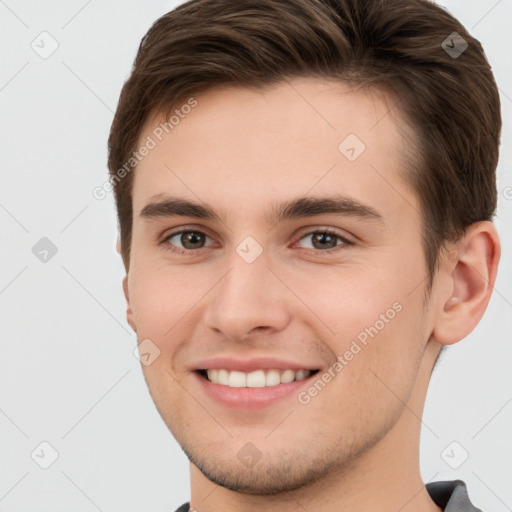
[433,221,500,345]
[122,275,137,333]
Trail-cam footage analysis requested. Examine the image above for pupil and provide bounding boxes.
[182,232,204,249]
[313,233,336,249]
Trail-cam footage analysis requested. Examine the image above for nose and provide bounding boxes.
[202,252,291,342]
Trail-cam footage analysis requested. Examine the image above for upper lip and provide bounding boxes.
[192,356,322,373]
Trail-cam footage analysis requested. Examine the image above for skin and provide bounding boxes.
[121,77,500,511]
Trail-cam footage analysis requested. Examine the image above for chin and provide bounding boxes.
[187,453,329,495]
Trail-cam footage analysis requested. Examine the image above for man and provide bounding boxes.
[107,0,501,510]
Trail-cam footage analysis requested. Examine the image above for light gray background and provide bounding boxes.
[1,1,511,510]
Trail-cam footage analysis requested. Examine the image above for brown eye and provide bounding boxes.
[180,231,206,249]
[164,230,213,252]
[297,230,351,252]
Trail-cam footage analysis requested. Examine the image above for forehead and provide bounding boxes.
[132,77,419,224]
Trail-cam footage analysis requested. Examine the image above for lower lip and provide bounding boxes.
[194,371,317,410]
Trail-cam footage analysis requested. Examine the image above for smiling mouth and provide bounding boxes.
[197,368,320,388]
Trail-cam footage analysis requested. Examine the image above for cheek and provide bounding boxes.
[129,264,210,339]
[336,293,427,426]
[313,307,424,433]
[281,260,408,339]
[286,261,426,395]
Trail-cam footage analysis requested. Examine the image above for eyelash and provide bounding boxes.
[159,228,353,256]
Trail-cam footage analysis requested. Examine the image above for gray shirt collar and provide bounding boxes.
[426,480,483,511]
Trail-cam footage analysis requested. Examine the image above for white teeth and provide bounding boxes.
[217,369,229,385]
[204,368,313,387]
[247,370,266,388]
[265,369,281,387]
[206,369,218,383]
[228,370,246,387]
[280,369,295,383]
[295,369,307,380]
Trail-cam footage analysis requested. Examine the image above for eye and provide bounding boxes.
[160,227,353,256]
[162,229,215,253]
[296,229,352,252]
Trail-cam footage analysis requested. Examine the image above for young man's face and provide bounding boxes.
[124,78,443,494]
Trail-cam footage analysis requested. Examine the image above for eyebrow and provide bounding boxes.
[139,194,384,226]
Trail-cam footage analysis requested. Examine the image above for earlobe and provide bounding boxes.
[433,221,500,346]
[122,275,137,333]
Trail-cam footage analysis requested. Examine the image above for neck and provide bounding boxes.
[188,340,443,512]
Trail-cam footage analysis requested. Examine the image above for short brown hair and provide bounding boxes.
[108,0,501,287]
